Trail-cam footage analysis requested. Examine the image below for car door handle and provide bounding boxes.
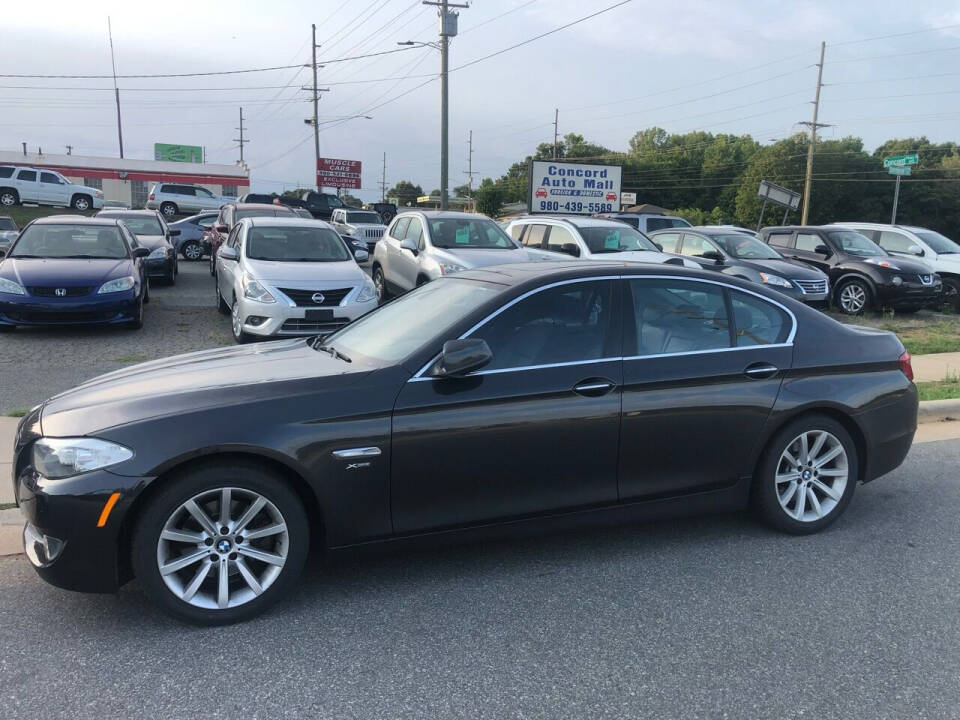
[573,378,616,397]
[744,362,779,380]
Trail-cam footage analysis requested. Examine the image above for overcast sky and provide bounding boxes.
[4,0,960,199]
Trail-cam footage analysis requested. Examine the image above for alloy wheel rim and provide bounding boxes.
[231,301,242,338]
[76,199,89,210]
[156,487,289,610]
[775,430,848,522]
[840,284,866,312]
[0,193,14,206]
[184,243,201,260]
[374,271,385,300]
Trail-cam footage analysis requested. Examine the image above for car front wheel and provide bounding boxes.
[160,202,178,217]
[835,278,872,315]
[231,299,252,344]
[372,265,389,304]
[131,463,309,625]
[753,414,858,534]
[181,241,202,261]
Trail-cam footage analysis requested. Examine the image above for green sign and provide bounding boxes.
[154,143,204,163]
[883,153,918,168]
[888,165,912,176]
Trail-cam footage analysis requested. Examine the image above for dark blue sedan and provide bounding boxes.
[0,216,150,331]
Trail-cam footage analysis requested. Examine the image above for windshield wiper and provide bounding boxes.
[311,339,351,362]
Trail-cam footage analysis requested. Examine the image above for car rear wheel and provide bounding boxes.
[131,463,309,625]
[0,189,19,207]
[753,414,857,534]
[181,241,202,261]
[373,265,389,304]
[835,278,872,315]
[160,202,178,218]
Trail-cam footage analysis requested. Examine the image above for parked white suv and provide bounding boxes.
[329,208,388,253]
[0,166,104,211]
[372,211,538,303]
[505,215,699,269]
[146,183,235,217]
[836,222,960,311]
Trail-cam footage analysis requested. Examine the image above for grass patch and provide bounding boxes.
[2,205,93,228]
[113,354,149,364]
[0,503,16,511]
[916,374,960,401]
[5,409,28,417]
[831,311,960,356]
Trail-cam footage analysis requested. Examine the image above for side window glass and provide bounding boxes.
[767,233,792,248]
[795,233,823,253]
[391,217,410,240]
[195,187,213,198]
[679,235,714,257]
[524,224,548,248]
[509,225,525,243]
[646,218,672,232]
[731,291,790,347]
[546,225,578,253]
[653,232,680,253]
[629,279,731,356]
[473,280,617,371]
[878,231,918,254]
[227,226,242,249]
[40,172,61,184]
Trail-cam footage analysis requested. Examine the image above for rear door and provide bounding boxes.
[14,169,39,203]
[619,277,793,500]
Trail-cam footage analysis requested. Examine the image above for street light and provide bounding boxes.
[303,115,373,126]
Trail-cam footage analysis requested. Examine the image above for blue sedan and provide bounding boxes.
[168,210,218,260]
[0,216,150,331]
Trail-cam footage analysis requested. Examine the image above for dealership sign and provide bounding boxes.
[317,157,362,190]
[529,160,622,215]
[154,143,204,163]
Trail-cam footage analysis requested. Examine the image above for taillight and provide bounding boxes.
[898,351,913,381]
[148,193,154,200]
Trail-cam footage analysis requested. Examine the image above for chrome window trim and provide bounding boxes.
[408,274,797,381]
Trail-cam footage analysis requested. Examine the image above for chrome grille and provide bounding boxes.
[364,228,383,239]
[27,286,93,297]
[792,279,828,294]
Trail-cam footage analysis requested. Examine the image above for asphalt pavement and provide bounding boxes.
[0,438,958,719]
[0,261,231,414]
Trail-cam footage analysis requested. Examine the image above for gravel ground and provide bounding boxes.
[0,439,958,719]
[0,262,231,414]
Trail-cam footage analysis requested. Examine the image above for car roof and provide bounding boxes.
[834,221,928,232]
[403,210,487,220]
[31,215,121,226]
[97,209,159,216]
[242,216,334,229]
[233,202,292,211]
[509,215,627,228]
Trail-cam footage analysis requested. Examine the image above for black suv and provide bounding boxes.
[298,191,345,220]
[758,225,941,314]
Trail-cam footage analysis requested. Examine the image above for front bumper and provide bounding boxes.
[0,292,140,326]
[773,284,829,304]
[145,256,175,278]
[92,196,104,210]
[235,294,378,337]
[17,466,148,593]
[875,279,942,308]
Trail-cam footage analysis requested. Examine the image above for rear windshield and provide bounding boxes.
[236,208,292,221]
[428,217,515,249]
[100,215,163,236]
[9,225,128,259]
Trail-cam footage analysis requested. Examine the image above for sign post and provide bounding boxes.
[883,154,918,225]
[528,160,622,215]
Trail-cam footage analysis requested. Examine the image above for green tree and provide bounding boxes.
[388,181,424,206]
[474,178,504,216]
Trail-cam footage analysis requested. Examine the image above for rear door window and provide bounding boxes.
[628,279,731,356]
[16,170,37,182]
[730,291,790,347]
[523,224,549,249]
[767,232,793,249]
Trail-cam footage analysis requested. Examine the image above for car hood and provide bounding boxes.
[862,255,935,273]
[0,257,132,286]
[733,258,826,279]
[347,223,387,232]
[246,258,365,285]
[596,250,699,268]
[40,339,374,436]
[432,246,532,269]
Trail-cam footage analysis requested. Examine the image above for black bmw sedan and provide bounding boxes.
[13,262,917,624]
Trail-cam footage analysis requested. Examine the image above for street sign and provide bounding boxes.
[528,160,622,215]
[757,180,801,210]
[154,143,204,163]
[316,157,362,190]
[888,165,912,176]
[883,153,918,168]
[620,191,637,205]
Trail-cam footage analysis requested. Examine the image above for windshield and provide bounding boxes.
[346,212,381,224]
[827,230,885,257]
[0,218,16,231]
[236,208,291,221]
[710,234,782,259]
[246,227,351,262]
[9,225,128,259]
[915,230,960,254]
[101,215,163,236]
[579,226,659,254]
[325,278,500,363]
[428,217,516,249]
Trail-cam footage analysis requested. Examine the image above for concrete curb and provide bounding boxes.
[917,398,960,425]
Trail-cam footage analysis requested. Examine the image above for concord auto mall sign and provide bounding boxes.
[529,160,623,215]
[317,157,362,190]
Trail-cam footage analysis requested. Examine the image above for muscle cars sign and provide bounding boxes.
[529,160,622,215]
[317,157,362,190]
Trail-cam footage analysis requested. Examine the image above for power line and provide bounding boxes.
[828,22,960,47]
[828,44,960,64]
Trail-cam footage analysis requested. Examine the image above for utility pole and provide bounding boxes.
[65,145,73,155]
[234,107,248,164]
[379,152,387,202]
[800,41,828,224]
[464,130,475,198]
[423,1,469,210]
[553,108,559,159]
[312,24,321,191]
[107,17,124,159]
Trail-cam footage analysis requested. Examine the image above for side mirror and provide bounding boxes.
[354,249,369,263]
[220,246,239,261]
[814,244,831,256]
[433,339,493,378]
[653,242,663,251]
[701,250,724,263]
[216,224,229,233]
[560,242,581,257]
[400,236,419,255]
[132,247,150,258]
[908,244,924,256]
[168,229,181,237]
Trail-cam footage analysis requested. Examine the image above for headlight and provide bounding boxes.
[355,276,377,302]
[148,247,167,259]
[891,275,903,286]
[98,276,136,294]
[865,258,899,270]
[33,437,133,479]
[0,277,26,295]
[438,262,466,276]
[759,273,792,288]
[95,190,104,198]
[242,274,275,303]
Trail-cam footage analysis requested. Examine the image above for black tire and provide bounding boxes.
[753,414,858,535]
[165,262,176,286]
[834,277,873,315]
[143,282,150,305]
[216,279,230,315]
[125,297,144,330]
[181,241,203,261]
[131,462,309,625]
[372,265,389,305]
[71,194,92,212]
[941,277,960,313]
[160,202,179,218]
[209,254,217,276]
[0,189,19,207]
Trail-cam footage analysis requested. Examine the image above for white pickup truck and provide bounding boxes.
[0,166,104,211]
